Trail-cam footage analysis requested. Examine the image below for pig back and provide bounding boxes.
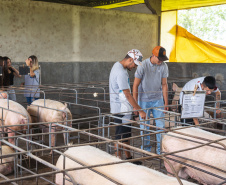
[0,99,31,130]
[28,99,72,124]
[55,146,196,185]
[162,127,226,184]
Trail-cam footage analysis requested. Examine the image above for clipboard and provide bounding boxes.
[181,91,206,119]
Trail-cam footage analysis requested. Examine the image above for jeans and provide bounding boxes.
[8,88,16,101]
[26,97,39,105]
[139,99,165,154]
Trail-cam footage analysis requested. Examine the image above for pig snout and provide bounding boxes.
[5,114,30,131]
[0,146,15,175]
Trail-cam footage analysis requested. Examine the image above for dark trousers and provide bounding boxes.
[114,114,131,141]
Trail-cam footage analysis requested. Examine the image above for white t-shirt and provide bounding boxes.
[179,77,219,104]
[109,62,133,114]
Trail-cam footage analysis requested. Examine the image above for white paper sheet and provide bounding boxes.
[181,91,206,119]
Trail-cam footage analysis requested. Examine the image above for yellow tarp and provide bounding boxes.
[162,0,226,11]
[94,0,226,11]
[169,25,226,63]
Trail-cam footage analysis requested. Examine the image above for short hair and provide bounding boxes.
[203,76,216,89]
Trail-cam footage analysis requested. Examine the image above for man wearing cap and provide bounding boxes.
[109,49,146,162]
[133,46,169,154]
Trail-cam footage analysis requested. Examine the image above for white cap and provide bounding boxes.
[127,49,143,65]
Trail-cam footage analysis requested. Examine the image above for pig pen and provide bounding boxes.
[0,116,172,185]
[0,82,226,184]
[1,117,225,184]
[0,116,190,185]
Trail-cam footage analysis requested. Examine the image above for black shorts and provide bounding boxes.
[114,115,131,141]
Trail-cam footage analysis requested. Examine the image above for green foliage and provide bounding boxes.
[178,5,226,46]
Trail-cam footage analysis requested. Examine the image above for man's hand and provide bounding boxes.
[139,110,147,120]
[164,103,169,112]
[133,108,139,116]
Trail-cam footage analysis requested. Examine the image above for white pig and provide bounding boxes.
[0,145,15,175]
[55,146,196,185]
[0,99,31,145]
[27,99,72,148]
[162,127,226,185]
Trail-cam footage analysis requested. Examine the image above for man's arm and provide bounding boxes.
[123,89,146,119]
[162,78,169,111]
[215,90,221,114]
[133,77,141,102]
[193,118,199,125]
[133,77,141,115]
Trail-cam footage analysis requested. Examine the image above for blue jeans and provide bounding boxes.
[8,89,16,101]
[26,97,39,105]
[139,99,165,154]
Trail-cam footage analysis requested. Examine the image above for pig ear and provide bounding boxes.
[172,83,178,92]
[61,103,67,110]
[20,115,27,124]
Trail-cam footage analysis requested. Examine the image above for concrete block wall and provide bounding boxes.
[1,1,225,102]
[12,61,225,89]
[6,61,226,105]
[0,0,158,63]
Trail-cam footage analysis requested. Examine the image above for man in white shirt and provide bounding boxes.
[179,76,221,125]
[109,49,146,162]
